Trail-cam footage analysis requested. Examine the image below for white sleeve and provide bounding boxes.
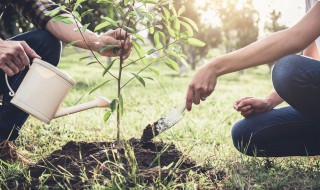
[306,0,320,52]
[306,0,318,12]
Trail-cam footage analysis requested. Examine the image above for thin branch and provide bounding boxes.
[120,54,166,89]
[69,5,118,80]
[122,39,180,69]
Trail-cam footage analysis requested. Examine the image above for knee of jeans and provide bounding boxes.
[231,119,254,155]
[272,55,301,97]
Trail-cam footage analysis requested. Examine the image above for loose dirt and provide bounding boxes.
[14,139,226,189]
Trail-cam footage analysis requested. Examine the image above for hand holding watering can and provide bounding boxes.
[5,58,110,124]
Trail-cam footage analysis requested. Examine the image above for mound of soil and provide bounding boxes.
[25,139,225,189]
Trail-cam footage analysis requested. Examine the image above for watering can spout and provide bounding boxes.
[54,96,111,118]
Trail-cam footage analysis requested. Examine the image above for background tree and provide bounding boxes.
[264,10,288,70]
[264,10,287,35]
[173,0,222,70]
[215,0,260,53]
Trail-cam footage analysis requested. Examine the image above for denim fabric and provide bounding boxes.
[232,55,320,157]
[0,29,61,140]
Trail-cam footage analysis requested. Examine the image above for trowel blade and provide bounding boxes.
[140,103,186,143]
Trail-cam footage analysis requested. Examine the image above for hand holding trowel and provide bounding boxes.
[140,102,186,143]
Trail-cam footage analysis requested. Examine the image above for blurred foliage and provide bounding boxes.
[0,6,31,39]
[215,0,260,53]
[264,10,288,34]
[264,10,288,70]
[0,0,115,38]
[172,0,222,70]
[0,0,285,70]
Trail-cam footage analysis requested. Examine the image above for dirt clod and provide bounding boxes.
[140,122,159,143]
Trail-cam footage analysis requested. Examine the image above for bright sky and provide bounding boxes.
[196,0,306,36]
[253,0,306,37]
[253,0,305,27]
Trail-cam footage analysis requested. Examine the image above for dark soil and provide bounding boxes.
[15,139,226,189]
[140,122,159,143]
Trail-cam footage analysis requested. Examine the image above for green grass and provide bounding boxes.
[2,47,320,189]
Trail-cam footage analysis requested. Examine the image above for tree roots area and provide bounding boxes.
[10,139,226,189]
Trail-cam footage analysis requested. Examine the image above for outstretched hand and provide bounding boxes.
[0,40,41,76]
[97,28,132,60]
[186,63,218,111]
[233,97,274,117]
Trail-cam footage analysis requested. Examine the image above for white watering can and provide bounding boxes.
[5,58,110,124]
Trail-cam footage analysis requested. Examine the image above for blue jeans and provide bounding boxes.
[232,55,320,157]
[0,30,61,141]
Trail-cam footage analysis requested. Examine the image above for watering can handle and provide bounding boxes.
[5,74,15,97]
[5,65,30,97]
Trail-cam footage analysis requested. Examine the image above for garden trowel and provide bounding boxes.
[140,102,186,143]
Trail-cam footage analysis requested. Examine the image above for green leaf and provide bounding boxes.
[94,22,111,32]
[79,56,92,61]
[119,94,124,116]
[52,15,73,24]
[162,7,170,21]
[133,33,145,44]
[74,0,86,10]
[101,16,118,27]
[135,8,144,20]
[179,57,188,68]
[159,0,171,5]
[132,40,147,64]
[65,40,80,47]
[164,57,179,72]
[72,11,81,22]
[97,0,113,4]
[45,6,65,17]
[144,77,154,81]
[180,16,198,32]
[81,23,90,33]
[171,6,177,16]
[102,58,118,76]
[178,6,186,16]
[180,21,193,37]
[154,31,163,50]
[86,61,98,66]
[149,67,160,76]
[149,26,155,34]
[131,73,146,87]
[147,48,157,55]
[147,21,155,34]
[173,17,181,32]
[167,50,188,68]
[143,12,153,21]
[89,80,111,95]
[114,4,125,16]
[186,38,206,47]
[124,0,129,6]
[104,110,112,122]
[165,24,175,37]
[143,0,157,4]
[81,9,94,17]
[158,31,166,44]
[124,26,136,33]
[163,162,174,170]
[110,99,119,112]
[99,45,118,53]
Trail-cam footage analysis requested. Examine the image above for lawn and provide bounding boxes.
[1,47,320,189]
